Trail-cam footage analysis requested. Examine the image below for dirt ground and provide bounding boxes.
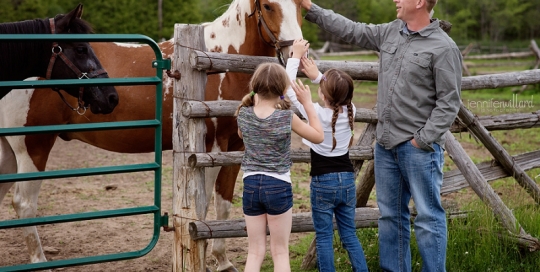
[0,131,321,271]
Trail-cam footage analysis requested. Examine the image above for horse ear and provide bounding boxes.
[75,3,84,19]
[55,4,84,33]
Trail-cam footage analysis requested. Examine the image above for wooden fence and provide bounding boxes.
[171,24,540,271]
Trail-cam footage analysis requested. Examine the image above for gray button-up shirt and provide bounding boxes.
[306,4,462,151]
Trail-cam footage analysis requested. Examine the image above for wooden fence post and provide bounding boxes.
[172,23,208,272]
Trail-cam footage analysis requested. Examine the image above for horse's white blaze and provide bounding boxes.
[275,0,303,40]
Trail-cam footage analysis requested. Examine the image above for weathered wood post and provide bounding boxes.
[172,24,208,272]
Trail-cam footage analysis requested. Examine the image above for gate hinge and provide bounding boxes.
[152,58,172,70]
[161,212,175,232]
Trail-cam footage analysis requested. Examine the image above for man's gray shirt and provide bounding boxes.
[306,4,462,151]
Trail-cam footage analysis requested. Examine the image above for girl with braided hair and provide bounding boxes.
[236,60,324,272]
[285,39,368,272]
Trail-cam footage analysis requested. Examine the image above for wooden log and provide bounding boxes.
[187,146,374,167]
[189,208,469,241]
[189,208,381,240]
[461,43,476,57]
[461,69,540,90]
[356,160,375,207]
[172,24,208,272]
[520,40,540,93]
[444,131,528,236]
[464,51,534,60]
[300,238,318,270]
[530,39,540,62]
[484,230,540,252]
[353,122,377,207]
[182,100,378,123]
[449,110,540,132]
[442,150,540,195]
[456,104,540,204]
[190,51,540,90]
[190,50,380,81]
[183,100,540,132]
[464,61,534,68]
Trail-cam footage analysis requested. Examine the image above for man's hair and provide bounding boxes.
[426,0,437,12]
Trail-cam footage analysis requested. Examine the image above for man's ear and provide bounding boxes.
[416,0,425,9]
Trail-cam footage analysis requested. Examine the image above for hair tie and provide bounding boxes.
[351,130,354,136]
[280,95,284,100]
[321,74,327,81]
[250,91,256,97]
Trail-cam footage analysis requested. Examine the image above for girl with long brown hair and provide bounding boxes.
[285,40,368,272]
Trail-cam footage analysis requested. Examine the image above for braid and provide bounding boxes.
[347,103,354,148]
[331,105,339,152]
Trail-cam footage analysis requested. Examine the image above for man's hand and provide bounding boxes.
[300,0,312,10]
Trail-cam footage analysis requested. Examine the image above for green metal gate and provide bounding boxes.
[0,34,170,271]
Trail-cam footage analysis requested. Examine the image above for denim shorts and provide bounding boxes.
[242,174,293,216]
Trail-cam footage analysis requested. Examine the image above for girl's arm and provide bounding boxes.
[285,39,311,118]
[291,79,323,144]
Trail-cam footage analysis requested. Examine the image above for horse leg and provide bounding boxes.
[8,134,56,265]
[0,136,17,204]
[211,165,241,272]
[13,180,46,263]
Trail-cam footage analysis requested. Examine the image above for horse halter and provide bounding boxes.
[248,0,295,66]
[46,18,108,115]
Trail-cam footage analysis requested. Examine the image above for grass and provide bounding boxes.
[251,48,540,271]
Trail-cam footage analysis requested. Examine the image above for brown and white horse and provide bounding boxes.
[0,0,303,271]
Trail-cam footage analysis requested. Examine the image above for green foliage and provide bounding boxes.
[3,0,539,43]
[1,0,201,41]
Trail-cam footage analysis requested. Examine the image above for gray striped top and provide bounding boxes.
[237,106,293,174]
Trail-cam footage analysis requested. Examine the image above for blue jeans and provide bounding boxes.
[311,172,369,272]
[374,141,447,272]
[243,174,293,216]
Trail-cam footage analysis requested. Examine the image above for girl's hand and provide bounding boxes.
[291,78,313,105]
[291,39,309,59]
[301,57,319,81]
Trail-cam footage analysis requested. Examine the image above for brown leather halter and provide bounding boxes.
[46,18,108,115]
[248,0,295,66]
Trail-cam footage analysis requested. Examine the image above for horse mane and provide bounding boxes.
[0,19,49,34]
[0,15,92,82]
[0,15,94,35]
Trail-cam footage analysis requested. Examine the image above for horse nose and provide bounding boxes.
[108,90,119,108]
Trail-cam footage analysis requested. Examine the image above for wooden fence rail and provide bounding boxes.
[190,51,540,89]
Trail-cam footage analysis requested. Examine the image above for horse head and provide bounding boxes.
[205,0,303,66]
[48,4,118,114]
[247,0,304,64]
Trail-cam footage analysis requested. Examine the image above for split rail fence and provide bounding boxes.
[170,24,540,271]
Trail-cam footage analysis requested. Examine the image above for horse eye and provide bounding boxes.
[263,4,271,11]
[76,47,88,54]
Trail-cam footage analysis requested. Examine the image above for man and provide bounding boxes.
[300,0,462,271]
